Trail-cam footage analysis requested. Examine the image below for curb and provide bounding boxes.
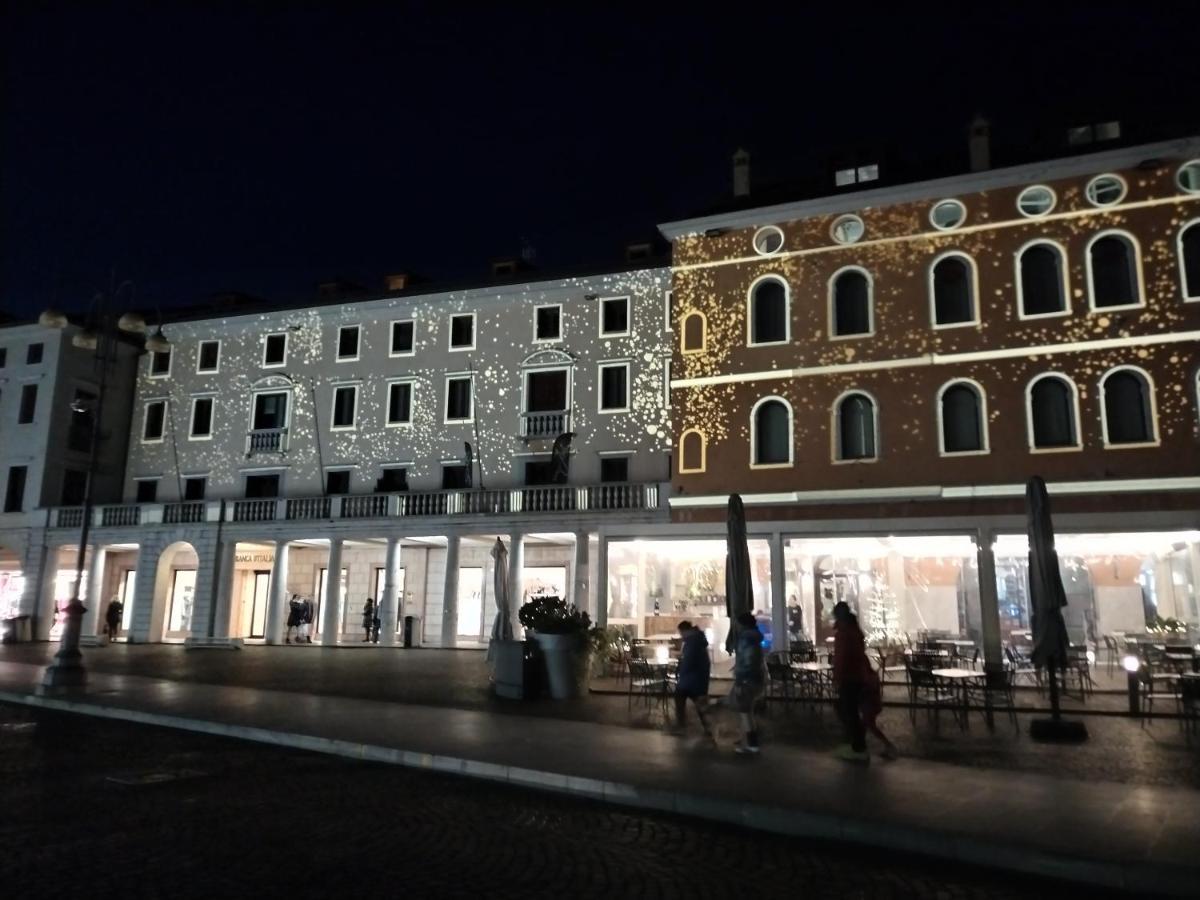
[1,689,1192,897]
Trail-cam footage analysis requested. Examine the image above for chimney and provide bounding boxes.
[732,148,750,197]
[384,273,410,292]
[968,115,990,172]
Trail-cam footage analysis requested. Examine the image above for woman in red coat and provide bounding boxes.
[831,601,895,762]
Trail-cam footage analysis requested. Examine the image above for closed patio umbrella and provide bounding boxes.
[487,537,513,661]
[1026,476,1088,741]
[724,494,754,655]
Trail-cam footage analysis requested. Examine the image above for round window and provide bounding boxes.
[830,214,865,244]
[1017,185,1056,217]
[930,199,967,231]
[752,226,784,255]
[1085,174,1127,207]
[1177,160,1200,194]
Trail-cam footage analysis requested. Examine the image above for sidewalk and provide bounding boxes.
[1,656,1197,896]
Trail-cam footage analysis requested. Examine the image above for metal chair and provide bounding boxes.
[626,657,670,717]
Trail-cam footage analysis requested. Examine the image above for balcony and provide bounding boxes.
[520,410,570,439]
[245,427,289,456]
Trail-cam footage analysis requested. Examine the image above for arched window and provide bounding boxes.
[681,311,706,353]
[1181,221,1200,300]
[1018,242,1068,317]
[931,254,976,326]
[1088,233,1141,309]
[830,268,872,337]
[748,277,788,345]
[939,381,985,453]
[679,429,706,473]
[752,398,792,466]
[1101,368,1156,445]
[1028,375,1078,449]
[836,393,876,461]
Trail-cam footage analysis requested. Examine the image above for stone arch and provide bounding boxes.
[153,540,201,642]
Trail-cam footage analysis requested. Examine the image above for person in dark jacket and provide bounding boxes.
[299,596,314,643]
[104,597,123,643]
[286,595,302,644]
[362,598,376,642]
[733,612,765,754]
[831,601,872,763]
[673,621,712,738]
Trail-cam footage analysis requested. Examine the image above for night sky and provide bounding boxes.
[3,2,1197,320]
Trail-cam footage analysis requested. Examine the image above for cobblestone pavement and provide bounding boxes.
[0,704,1141,900]
[4,643,1198,790]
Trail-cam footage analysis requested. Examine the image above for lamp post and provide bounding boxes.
[39,286,168,689]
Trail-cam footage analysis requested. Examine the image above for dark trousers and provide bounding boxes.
[674,690,711,733]
[837,681,867,752]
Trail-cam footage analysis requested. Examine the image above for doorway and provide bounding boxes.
[456,566,485,639]
[248,571,270,639]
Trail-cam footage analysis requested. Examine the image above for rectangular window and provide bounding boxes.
[449,313,475,350]
[337,325,360,361]
[331,385,358,429]
[26,343,44,365]
[445,376,473,422]
[525,369,568,413]
[387,381,413,425]
[390,320,415,356]
[377,467,408,492]
[263,333,287,367]
[252,392,288,430]
[534,305,561,341]
[441,464,470,489]
[190,397,214,439]
[524,459,557,486]
[18,384,37,423]
[600,296,630,336]
[183,477,207,501]
[135,479,159,503]
[61,469,88,505]
[150,348,172,377]
[67,388,97,452]
[197,340,220,373]
[600,457,629,483]
[4,466,27,512]
[326,469,351,495]
[143,400,166,441]
[244,473,280,498]
[599,363,629,412]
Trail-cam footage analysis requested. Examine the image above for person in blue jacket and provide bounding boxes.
[733,612,766,754]
[673,620,712,738]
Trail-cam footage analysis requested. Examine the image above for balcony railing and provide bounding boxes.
[286,497,332,520]
[100,505,142,527]
[245,427,289,456]
[164,501,207,524]
[56,507,86,529]
[520,410,570,439]
[232,499,278,522]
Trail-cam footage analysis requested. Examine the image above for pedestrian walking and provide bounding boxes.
[362,598,375,642]
[299,596,314,643]
[104,596,123,643]
[861,664,898,760]
[286,594,302,644]
[732,611,765,754]
[831,601,873,763]
[371,605,382,644]
[672,621,712,739]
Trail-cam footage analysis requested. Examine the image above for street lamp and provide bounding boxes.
[40,286,168,689]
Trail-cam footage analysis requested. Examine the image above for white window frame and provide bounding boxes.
[752,225,785,256]
[597,361,631,414]
[141,399,167,444]
[827,266,875,340]
[831,389,880,465]
[678,429,706,474]
[928,251,982,330]
[385,379,415,427]
[663,359,671,409]
[598,296,631,338]
[1016,185,1057,218]
[188,396,215,441]
[663,290,673,332]
[248,389,292,432]
[1084,173,1128,208]
[745,274,791,347]
[329,384,359,431]
[521,365,573,416]
[1098,365,1160,449]
[935,378,990,457]
[389,319,416,358]
[532,304,563,343]
[680,310,708,354]
[749,395,794,469]
[448,313,477,351]
[929,199,967,231]
[262,333,288,368]
[1024,373,1082,453]
[147,347,172,379]
[1178,218,1200,302]
[1085,229,1145,313]
[443,373,474,424]
[196,339,221,374]
[1015,239,1071,320]
[336,324,362,362]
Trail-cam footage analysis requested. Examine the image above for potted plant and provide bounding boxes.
[519,595,593,699]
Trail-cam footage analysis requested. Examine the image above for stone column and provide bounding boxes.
[769,532,787,652]
[507,530,524,635]
[81,546,105,638]
[572,530,590,617]
[321,538,344,645]
[596,534,609,628]
[977,528,1003,680]
[211,539,237,640]
[265,540,289,644]
[440,534,460,648]
[380,537,401,647]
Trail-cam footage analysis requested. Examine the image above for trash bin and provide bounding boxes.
[402,615,419,648]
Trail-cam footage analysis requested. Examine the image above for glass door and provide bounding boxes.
[456,566,485,639]
[249,571,270,639]
[165,569,197,638]
[316,567,348,637]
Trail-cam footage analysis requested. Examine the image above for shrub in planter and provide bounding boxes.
[519,596,596,698]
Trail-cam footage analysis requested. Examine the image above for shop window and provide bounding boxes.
[752,398,791,466]
[749,278,788,345]
[837,393,876,461]
[1028,375,1078,449]
[831,269,872,337]
[1088,233,1140,308]
[679,430,705,473]
[1180,221,1200,300]
[682,312,706,353]
[1101,369,1155,445]
[940,382,985,453]
[1018,243,1067,317]
[932,255,976,326]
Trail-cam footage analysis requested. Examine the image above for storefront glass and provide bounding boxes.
[0,569,24,619]
[456,566,485,638]
[166,569,197,635]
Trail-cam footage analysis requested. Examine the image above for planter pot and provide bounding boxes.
[534,632,583,699]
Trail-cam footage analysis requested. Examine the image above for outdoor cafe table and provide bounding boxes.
[932,667,985,727]
[792,661,832,673]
